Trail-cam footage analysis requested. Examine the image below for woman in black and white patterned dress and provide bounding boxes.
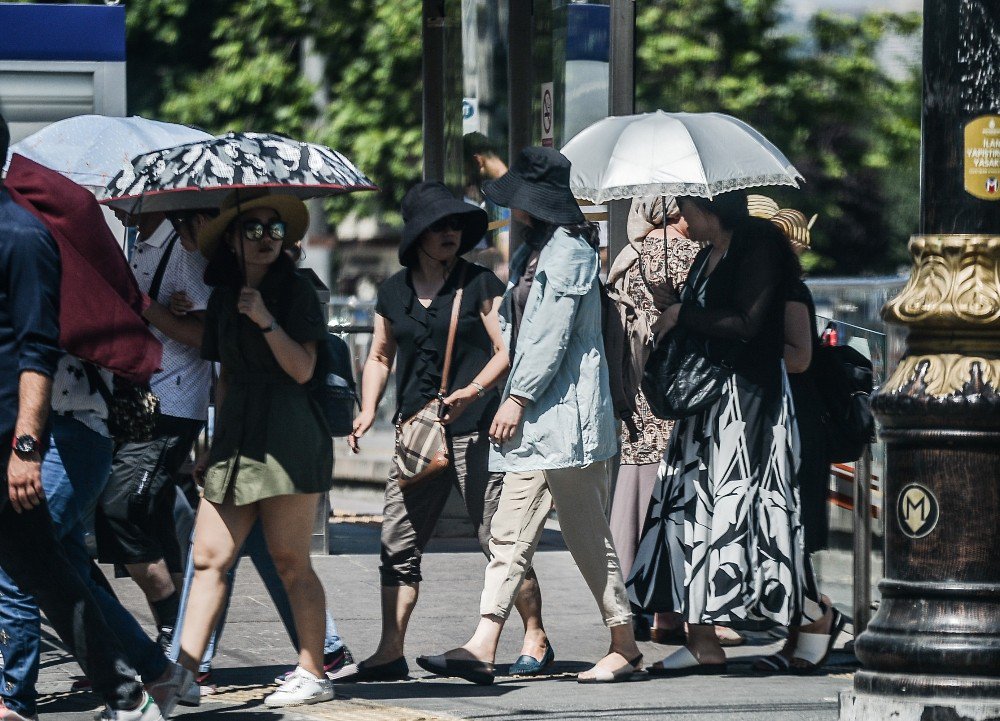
[627,190,843,676]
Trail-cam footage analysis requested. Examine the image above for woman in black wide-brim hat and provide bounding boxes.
[337,181,547,683]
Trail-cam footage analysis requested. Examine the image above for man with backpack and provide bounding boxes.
[96,209,212,651]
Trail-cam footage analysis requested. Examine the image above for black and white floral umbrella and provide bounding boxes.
[100,131,377,213]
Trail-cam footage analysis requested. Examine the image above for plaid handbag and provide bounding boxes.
[393,266,466,491]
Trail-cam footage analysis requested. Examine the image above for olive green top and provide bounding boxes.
[201,259,333,505]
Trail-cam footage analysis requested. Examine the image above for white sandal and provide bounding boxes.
[792,609,846,674]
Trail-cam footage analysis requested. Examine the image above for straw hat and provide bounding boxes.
[747,194,780,219]
[770,208,817,250]
[197,189,309,259]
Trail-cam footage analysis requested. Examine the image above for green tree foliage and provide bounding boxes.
[311,0,424,224]
[124,0,421,224]
[122,0,918,273]
[636,0,921,274]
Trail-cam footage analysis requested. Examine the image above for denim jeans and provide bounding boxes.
[0,425,144,717]
[171,519,342,673]
[0,417,166,716]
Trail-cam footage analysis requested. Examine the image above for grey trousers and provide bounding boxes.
[380,430,501,585]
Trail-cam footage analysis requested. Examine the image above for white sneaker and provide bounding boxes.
[94,692,164,720]
[264,667,334,708]
[144,662,195,718]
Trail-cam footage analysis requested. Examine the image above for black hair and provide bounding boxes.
[203,223,296,287]
[564,221,601,250]
[463,131,501,161]
[0,113,9,170]
[679,189,750,230]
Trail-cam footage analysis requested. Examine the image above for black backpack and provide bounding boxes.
[811,344,875,463]
[311,332,360,437]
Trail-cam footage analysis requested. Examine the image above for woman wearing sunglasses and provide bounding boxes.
[174,190,336,709]
[337,181,547,684]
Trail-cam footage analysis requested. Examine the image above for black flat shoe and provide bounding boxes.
[416,655,495,685]
[329,657,409,682]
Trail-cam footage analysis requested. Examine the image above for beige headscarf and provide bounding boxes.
[609,195,681,285]
[626,195,680,246]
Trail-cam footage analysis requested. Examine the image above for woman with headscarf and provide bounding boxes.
[607,196,698,642]
[628,190,843,677]
[418,147,642,685]
[340,181,547,684]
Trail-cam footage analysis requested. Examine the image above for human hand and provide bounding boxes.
[441,386,478,425]
[348,410,376,453]
[651,303,682,340]
[489,397,526,445]
[169,291,194,316]
[7,452,44,513]
[650,284,679,313]
[238,287,274,329]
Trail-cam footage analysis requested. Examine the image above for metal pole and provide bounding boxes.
[852,446,873,635]
[422,0,446,181]
[842,1,1000,717]
[606,0,635,264]
[506,0,533,254]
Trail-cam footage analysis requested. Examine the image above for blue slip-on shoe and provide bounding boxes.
[509,644,555,676]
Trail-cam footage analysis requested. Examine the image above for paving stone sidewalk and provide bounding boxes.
[36,497,857,721]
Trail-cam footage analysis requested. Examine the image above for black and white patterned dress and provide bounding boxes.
[627,220,815,629]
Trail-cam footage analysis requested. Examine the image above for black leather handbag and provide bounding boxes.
[641,250,737,421]
[642,326,734,421]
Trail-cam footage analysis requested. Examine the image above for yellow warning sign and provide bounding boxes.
[964,115,1000,200]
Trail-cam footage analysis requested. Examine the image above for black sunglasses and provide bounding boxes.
[428,215,464,233]
[241,220,287,242]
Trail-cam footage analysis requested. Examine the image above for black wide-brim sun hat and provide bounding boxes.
[399,181,488,266]
[482,146,585,226]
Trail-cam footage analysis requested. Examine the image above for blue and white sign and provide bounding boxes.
[463,97,480,134]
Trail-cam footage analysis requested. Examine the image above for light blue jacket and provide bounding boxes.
[490,227,618,472]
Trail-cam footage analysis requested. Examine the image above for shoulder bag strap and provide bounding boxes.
[438,263,468,397]
[148,233,179,304]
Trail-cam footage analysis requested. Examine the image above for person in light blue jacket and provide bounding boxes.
[418,147,642,686]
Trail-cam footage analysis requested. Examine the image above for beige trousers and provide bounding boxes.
[480,460,632,627]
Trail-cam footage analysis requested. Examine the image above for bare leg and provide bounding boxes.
[364,584,418,665]
[683,623,726,665]
[176,499,256,672]
[577,622,642,679]
[259,493,327,679]
[512,569,547,658]
[440,614,505,664]
[126,560,176,610]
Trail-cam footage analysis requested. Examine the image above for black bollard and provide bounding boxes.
[840,1,1000,719]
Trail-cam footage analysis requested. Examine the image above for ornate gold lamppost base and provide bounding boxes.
[841,235,1000,720]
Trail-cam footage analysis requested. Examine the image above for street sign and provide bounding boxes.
[462,97,479,134]
[540,82,554,147]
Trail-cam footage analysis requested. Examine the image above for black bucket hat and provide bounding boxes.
[399,181,488,267]
[482,146,585,226]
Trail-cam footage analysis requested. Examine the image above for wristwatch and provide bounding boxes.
[12,434,40,455]
[260,319,278,333]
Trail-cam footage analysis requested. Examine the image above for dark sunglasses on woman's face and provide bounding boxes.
[241,220,287,242]
[428,215,464,233]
